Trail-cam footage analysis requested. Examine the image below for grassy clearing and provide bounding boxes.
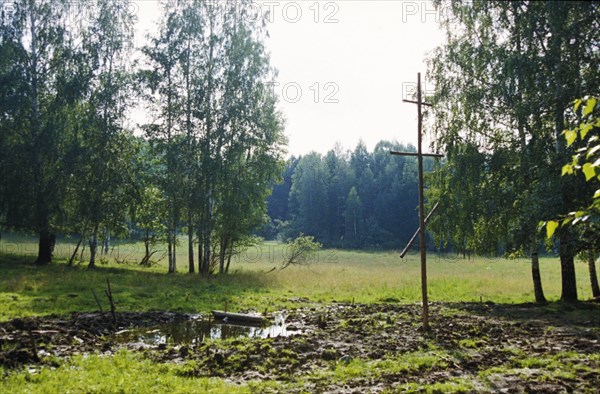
[1,234,599,392]
[478,351,600,391]
[2,350,249,394]
[318,349,451,382]
[0,235,596,321]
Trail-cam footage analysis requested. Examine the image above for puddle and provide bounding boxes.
[113,315,296,346]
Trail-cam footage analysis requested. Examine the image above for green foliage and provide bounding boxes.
[0,0,88,263]
[1,0,286,272]
[426,0,598,303]
[273,140,422,249]
[344,187,363,247]
[282,234,322,269]
[426,143,491,255]
[140,0,286,275]
[546,96,600,237]
[134,187,167,242]
[133,183,168,266]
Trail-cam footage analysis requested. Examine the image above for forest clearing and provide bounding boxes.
[1,236,599,392]
[2,0,600,392]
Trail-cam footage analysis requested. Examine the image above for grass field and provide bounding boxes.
[0,233,596,321]
[1,233,598,393]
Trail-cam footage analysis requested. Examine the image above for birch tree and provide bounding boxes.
[77,0,136,268]
[0,0,81,264]
[427,0,599,302]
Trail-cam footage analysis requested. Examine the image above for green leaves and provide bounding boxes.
[575,96,597,143]
[140,1,287,274]
[547,96,599,238]
[565,130,577,147]
[545,221,559,239]
[560,97,599,182]
[428,0,600,256]
[562,164,573,176]
[582,163,596,181]
[584,97,597,116]
[580,124,593,140]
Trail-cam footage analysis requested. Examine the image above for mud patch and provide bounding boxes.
[1,302,599,393]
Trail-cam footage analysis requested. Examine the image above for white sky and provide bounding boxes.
[131,0,445,156]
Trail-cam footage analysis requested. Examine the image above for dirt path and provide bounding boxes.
[1,302,599,392]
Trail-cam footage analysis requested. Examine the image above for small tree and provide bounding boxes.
[134,186,167,266]
[282,234,322,269]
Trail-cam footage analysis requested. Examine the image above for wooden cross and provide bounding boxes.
[390,72,442,331]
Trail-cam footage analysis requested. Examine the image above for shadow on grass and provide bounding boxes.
[0,252,277,320]
[444,300,600,329]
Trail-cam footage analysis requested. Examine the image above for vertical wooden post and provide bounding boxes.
[105,278,117,326]
[390,73,441,331]
[416,73,429,331]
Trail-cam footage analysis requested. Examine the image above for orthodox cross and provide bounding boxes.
[390,73,442,331]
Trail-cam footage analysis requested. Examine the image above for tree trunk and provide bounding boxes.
[35,229,54,265]
[100,228,106,255]
[145,230,150,260]
[171,227,177,273]
[530,239,547,304]
[79,242,86,264]
[225,238,234,274]
[141,229,150,266]
[30,10,51,267]
[200,16,216,279]
[197,230,203,274]
[202,231,211,277]
[168,237,173,273]
[201,197,213,277]
[88,222,99,269]
[559,228,578,302]
[103,228,109,255]
[588,246,600,298]
[188,221,194,273]
[219,235,227,274]
[68,235,84,267]
[185,39,195,275]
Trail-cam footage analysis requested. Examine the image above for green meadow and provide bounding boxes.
[0,234,596,321]
[1,234,598,393]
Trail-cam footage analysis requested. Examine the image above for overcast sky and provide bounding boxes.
[133,1,445,156]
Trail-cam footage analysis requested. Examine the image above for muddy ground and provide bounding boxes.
[1,302,599,393]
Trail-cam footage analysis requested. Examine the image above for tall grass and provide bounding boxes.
[0,234,597,321]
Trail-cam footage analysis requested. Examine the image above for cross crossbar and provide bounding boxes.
[390,151,443,158]
[400,202,440,258]
[402,99,433,107]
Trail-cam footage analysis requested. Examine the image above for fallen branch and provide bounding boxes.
[91,288,103,312]
[212,311,266,325]
[139,250,159,266]
[68,236,84,267]
[104,278,117,326]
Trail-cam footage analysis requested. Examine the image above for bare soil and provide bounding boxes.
[1,302,599,393]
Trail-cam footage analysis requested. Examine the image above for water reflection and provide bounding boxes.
[114,315,292,345]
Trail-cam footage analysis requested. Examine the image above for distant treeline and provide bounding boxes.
[260,140,437,249]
